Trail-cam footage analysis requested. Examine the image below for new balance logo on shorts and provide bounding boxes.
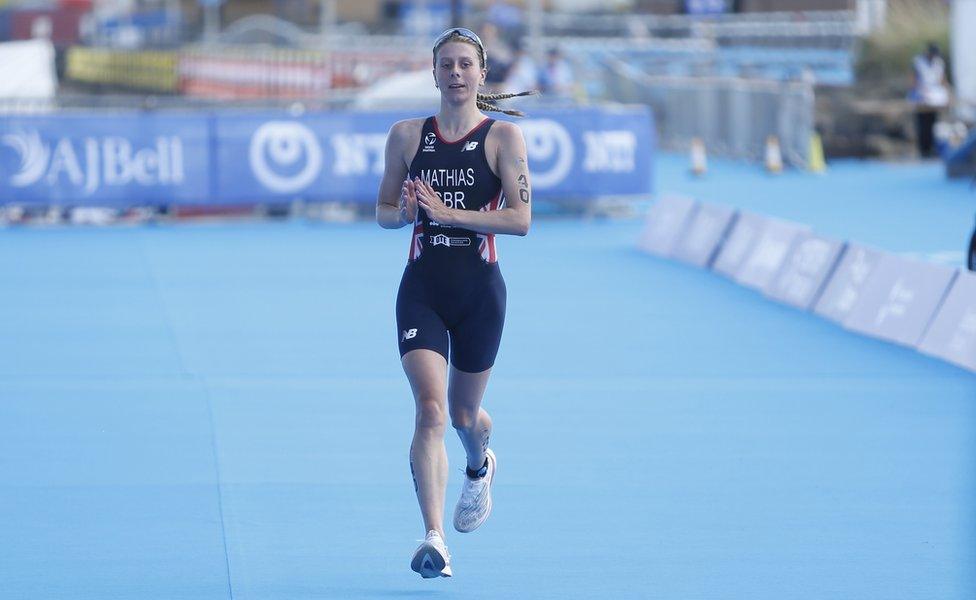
[402,328,418,341]
[462,141,478,152]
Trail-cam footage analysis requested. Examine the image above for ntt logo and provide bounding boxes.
[249,121,323,193]
[519,119,574,189]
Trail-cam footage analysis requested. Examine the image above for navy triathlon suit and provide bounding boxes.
[396,116,507,373]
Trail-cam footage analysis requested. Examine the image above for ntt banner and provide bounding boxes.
[1,107,653,206]
[0,113,211,205]
[214,107,655,203]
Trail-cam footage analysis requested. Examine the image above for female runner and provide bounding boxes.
[375,27,533,579]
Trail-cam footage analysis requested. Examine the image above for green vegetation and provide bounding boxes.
[856,0,950,90]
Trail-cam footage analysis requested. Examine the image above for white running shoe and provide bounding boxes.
[453,448,496,533]
[410,530,452,579]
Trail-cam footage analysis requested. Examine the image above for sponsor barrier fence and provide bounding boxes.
[0,105,655,207]
[638,196,974,373]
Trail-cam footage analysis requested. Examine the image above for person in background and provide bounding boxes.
[501,41,538,96]
[910,42,951,158]
[538,46,574,99]
[480,22,514,86]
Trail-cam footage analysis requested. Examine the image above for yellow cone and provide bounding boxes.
[764,135,783,174]
[808,133,826,173]
[690,137,707,177]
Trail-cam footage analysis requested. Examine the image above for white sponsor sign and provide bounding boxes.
[249,121,323,193]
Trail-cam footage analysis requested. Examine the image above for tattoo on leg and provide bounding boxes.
[481,428,490,452]
[409,454,419,493]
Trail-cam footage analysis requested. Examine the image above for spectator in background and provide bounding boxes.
[486,0,523,38]
[910,42,950,158]
[481,23,513,87]
[538,47,574,99]
[501,41,538,96]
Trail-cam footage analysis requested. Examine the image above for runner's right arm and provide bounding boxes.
[377,120,420,229]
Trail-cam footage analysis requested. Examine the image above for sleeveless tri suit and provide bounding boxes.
[396,116,507,373]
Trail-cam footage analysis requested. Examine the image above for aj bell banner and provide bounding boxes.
[1,107,654,206]
[0,114,211,204]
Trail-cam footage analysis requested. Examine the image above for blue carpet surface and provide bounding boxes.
[0,156,973,599]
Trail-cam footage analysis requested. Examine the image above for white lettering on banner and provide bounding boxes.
[520,119,573,189]
[874,278,915,326]
[949,308,976,353]
[792,238,831,272]
[1,130,48,186]
[249,121,323,193]
[3,130,185,194]
[46,138,84,187]
[583,131,636,173]
[331,133,386,176]
[835,248,874,312]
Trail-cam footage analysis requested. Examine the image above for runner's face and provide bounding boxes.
[433,42,485,104]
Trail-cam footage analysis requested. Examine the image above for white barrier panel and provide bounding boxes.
[637,195,697,257]
[842,255,957,347]
[734,218,810,290]
[671,202,737,268]
[812,244,883,324]
[711,212,766,279]
[918,270,976,372]
[764,234,846,310]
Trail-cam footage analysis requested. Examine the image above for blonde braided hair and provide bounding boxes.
[433,29,538,118]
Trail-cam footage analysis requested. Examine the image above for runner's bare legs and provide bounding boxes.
[402,349,450,537]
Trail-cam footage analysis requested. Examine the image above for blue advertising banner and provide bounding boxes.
[1,106,654,207]
[213,106,655,204]
[0,113,211,205]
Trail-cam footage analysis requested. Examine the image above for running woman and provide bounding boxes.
[375,28,534,579]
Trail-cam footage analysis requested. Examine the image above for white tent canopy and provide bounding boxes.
[352,69,439,110]
[0,39,57,100]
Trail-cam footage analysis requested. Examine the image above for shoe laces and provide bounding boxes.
[458,472,488,507]
[420,531,450,558]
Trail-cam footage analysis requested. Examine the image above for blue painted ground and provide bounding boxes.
[0,155,973,599]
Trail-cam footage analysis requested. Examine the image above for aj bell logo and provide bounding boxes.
[422,132,437,153]
[402,328,418,341]
[462,141,478,152]
[1,130,184,195]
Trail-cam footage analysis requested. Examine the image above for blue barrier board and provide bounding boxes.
[813,244,883,324]
[764,233,846,310]
[735,218,809,290]
[917,270,976,371]
[842,255,956,347]
[670,201,737,268]
[712,212,766,279]
[637,195,697,257]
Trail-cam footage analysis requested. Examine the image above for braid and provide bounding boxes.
[476,90,539,118]
[479,90,538,102]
